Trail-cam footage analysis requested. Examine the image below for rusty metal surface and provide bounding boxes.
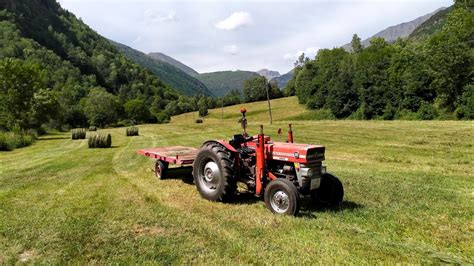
[137,146,198,165]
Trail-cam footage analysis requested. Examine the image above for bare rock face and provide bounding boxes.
[257,69,281,81]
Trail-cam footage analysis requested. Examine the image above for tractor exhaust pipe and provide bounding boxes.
[240,108,248,137]
[287,124,294,143]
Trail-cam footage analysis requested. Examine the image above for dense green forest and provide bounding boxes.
[285,1,473,120]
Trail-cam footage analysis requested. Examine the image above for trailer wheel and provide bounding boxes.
[155,160,169,180]
[310,173,343,207]
[193,143,237,202]
[264,179,300,216]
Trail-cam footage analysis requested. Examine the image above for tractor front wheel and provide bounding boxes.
[264,179,300,216]
[193,143,237,202]
[155,160,169,179]
[310,173,343,207]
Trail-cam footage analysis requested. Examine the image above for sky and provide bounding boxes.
[58,0,452,74]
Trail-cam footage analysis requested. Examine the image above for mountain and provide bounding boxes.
[409,7,453,41]
[257,69,280,81]
[197,71,260,97]
[111,42,213,96]
[271,70,294,89]
[148,52,199,76]
[342,7,446,50]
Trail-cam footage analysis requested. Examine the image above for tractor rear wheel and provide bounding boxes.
[193,143,237,202]
[155,160,169,179]
[264,179,300,216]
[310,173,343,207]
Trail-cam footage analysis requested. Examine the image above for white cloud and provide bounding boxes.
[215,11,253,30]
[223,44,239,55]
[284,47,321,61]
[144,9,178,23]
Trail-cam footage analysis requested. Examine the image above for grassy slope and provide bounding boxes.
[197,71,259,97]
[1,97,473,263]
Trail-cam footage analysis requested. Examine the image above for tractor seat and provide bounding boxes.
[230,134,253,149]
[237,146,255,155]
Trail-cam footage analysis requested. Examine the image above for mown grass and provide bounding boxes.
[0,97,473,263]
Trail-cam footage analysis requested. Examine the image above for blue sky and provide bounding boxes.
[58,0,452,74]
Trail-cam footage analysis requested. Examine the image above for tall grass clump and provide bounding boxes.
[88,133,112,148]
[71,128,86,140]
[89,126,97,131]
[126,126,139,136]
[0,131,36,151]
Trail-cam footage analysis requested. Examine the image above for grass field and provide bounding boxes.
[1,97,473,263]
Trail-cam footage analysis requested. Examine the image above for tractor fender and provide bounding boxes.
[201,140,237,153]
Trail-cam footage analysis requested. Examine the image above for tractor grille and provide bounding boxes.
[305,147,325,162]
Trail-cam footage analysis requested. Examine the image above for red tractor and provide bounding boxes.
[138,108,343,216]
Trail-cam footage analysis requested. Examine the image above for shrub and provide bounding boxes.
[347,106,366,120]
[126,126,139,136]
[195,118,204,123]
[395,109,418,120]
[382,103,396,120]
[0,131,36,151]
[198,105,208,117]
[456,84,474,120]
[71,128,86,140]
[417,102,438,120]
[88,133,112,148]
[89,126,97,131]
[114,119,134,128]
[155,112,170,124]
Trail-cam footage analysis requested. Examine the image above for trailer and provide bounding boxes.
[137,146,198,179]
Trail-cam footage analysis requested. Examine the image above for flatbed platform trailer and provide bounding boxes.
[136,146,197,178]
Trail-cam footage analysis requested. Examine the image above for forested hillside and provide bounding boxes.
[0,0,216,135]
[197,70,260,97]
[285,1,473,120]
[112,41,213,97]
[148,52,199,76]
[409,7,453,41]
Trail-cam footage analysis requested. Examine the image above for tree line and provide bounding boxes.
[284,3,473,120]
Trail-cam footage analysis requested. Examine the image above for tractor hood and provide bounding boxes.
[265,142,325,163]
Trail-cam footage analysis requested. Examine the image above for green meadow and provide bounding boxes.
[1,97,473,263]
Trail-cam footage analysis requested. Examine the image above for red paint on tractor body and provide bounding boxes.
[255,126,266,196]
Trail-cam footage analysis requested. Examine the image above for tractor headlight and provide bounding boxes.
[300,167,312,177]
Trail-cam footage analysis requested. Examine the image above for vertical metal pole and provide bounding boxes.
[221,98,224,123]
[266,82,273,124]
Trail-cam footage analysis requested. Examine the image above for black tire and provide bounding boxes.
[311,173,344,207]
[155,160,169,180]
[264,179,300,216]
[192,143,237,202]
